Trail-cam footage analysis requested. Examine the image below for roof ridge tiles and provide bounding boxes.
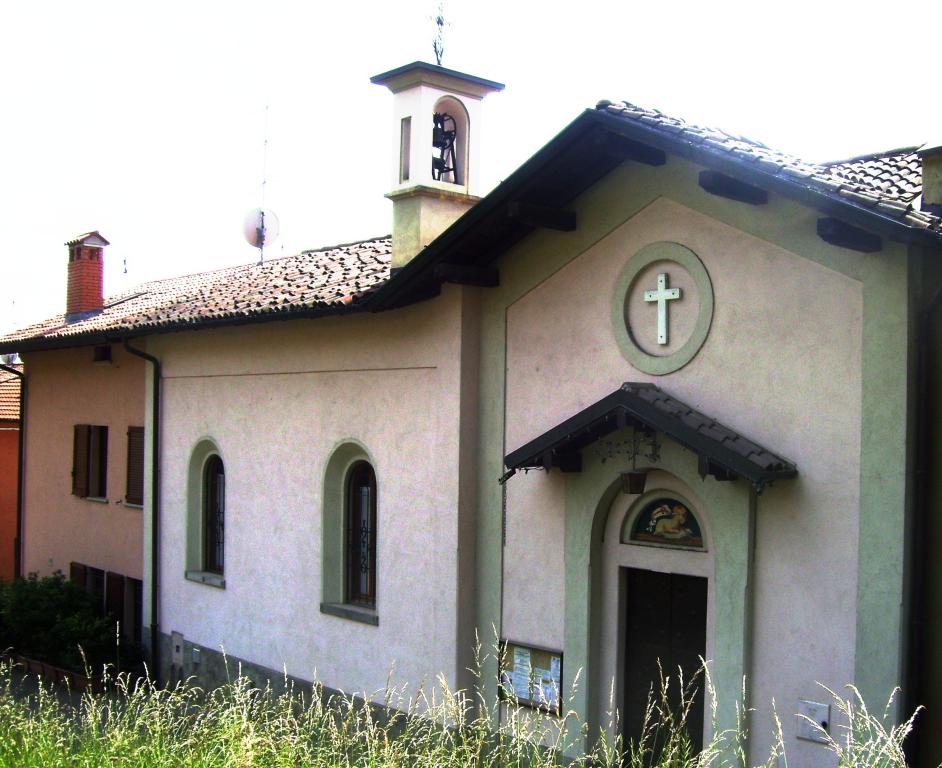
[0,236,392,350]
[299,234,392,253]
[110,234,392,302]
[593,98,937,236]
[820,146,923,167]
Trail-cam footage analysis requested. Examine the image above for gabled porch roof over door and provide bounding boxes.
[503,382,797,493]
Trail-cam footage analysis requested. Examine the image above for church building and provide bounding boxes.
[2,62,942,766]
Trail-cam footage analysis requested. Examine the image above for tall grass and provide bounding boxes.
[798,686,919,768]
[0,655,922,768]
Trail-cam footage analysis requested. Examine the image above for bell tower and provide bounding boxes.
[371,61,503,270]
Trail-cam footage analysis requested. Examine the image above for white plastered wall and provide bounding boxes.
[150,290,470,700]
[501,196,862,765]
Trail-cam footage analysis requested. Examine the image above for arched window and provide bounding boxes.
[203,454,225,575]
[345,461,376,606]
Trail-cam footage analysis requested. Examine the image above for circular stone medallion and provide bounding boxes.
[611,242,713,375]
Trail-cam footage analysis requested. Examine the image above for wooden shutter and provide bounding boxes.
[126,427,145,505]
[88,426,108,498]
[87,567,105,614]
[131,578,143,644]
[106,571,125,623]
[69,561,86,587]
[72,425,90,497]
[123,577,143,642]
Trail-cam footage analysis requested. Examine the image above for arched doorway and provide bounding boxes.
[599,476,714,752]
[558,435,754,758]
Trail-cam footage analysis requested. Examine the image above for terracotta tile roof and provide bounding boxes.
[0,237,391,349]
[0,365,22,422]
[3,103,936,352]
[596,101,942,236]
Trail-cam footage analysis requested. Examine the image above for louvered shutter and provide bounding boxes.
[126,427,145,505]
[69,561,86,587]
[127,578,143,643]
[106,571,125,621]
[72,425,90,497]
[87,567,105,614]
[120,577,143,641]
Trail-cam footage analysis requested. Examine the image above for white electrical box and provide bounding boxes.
[796,699,830,743]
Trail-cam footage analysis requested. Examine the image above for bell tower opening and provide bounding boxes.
[371,61,503,269]
[431,96,469,186]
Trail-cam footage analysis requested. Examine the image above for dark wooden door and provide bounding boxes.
[623,568,707,755]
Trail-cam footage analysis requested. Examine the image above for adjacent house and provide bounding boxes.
[0,363,22,581]
[3,62,942,766]
[6,233,147,640]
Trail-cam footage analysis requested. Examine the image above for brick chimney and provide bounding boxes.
[65,232,109,315]
[918,142,942,211]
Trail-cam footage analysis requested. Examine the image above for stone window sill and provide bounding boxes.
[185,570,225,589]
[123,502,144,509]
[84,496,109,504]
[320,602,378,626]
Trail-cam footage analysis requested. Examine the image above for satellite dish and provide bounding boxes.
[243,208,280,249]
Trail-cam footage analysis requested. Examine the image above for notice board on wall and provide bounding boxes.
[499,640,563,715]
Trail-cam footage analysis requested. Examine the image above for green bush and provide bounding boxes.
[0,572,141,672]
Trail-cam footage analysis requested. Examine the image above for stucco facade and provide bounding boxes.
[492,163,880,764]
[150,288,480,696]
[144,151,912,767]
[3,67,938,768]
[20,345,145,580]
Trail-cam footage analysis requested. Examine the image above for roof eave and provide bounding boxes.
[372,110,939,310]
[0,300,372,355]
[369,110,611,309]
[587,110,936,247]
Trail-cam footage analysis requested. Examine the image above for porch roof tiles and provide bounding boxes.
[503,382,797,492]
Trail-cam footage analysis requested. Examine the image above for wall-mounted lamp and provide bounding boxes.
[621,470,647,495]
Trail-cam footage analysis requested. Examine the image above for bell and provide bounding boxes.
[432,112,458,182]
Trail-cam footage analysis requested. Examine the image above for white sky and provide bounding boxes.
[1,0,940,334]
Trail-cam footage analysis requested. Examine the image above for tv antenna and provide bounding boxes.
[243,104,279,262]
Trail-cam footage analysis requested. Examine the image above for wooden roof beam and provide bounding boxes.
[433,263,500,287]
[698,455,738,482]
[699,170,769,205]
[816,217,883,253]
[554,452,583,473]
[602,133,667,166]
[506,200,576,231]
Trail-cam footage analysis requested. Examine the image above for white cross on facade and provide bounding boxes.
[643,272,682,345]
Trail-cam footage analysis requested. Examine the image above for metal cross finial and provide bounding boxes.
[432,1,447,65]
[643,272,682,345]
